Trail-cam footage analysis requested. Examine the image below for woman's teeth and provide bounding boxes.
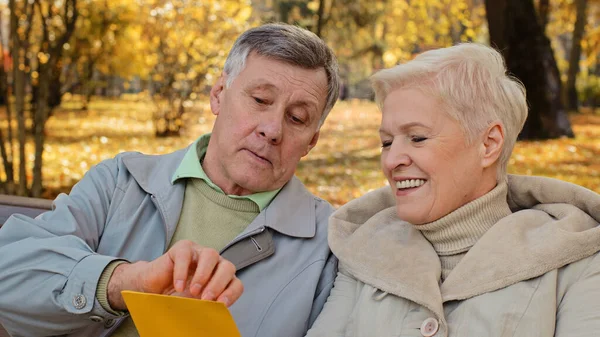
[396,179,426,190]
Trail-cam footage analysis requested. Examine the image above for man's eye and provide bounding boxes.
[290,115,305,124]
[253,97,266,104]
[381,140,392,148]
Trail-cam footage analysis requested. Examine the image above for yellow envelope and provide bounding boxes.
[122,291,242,337]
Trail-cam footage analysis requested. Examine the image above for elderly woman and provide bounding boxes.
[305,43,600,337]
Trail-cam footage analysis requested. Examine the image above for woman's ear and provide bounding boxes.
[481,122,505,169]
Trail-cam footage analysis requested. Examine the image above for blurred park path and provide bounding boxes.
[2,98,598,207]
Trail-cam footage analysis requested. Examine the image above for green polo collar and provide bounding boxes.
[171,134,280,211]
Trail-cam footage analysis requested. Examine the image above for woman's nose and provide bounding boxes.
[383,142,412,171]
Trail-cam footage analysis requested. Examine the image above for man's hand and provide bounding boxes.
[107,240,243,310]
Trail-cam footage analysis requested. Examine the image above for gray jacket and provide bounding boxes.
[0,148,337,337]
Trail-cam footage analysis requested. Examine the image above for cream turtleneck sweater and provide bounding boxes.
[417,182,512,281]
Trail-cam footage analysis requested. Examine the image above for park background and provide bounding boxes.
[0,0,598,207]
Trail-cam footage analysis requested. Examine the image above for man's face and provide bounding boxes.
[203,52,329,195]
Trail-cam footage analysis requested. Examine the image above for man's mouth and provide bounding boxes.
[245,149,272,165]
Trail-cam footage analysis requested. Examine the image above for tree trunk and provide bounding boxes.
[0,14,14,193]
[0,90,15,195]
[0,116,13,194]
[565,0,588,112]
[0,67,15,194]
[0,20,5,108]
[537,0,550,32]
[316,0,326,37]
[48,61,63,109]
[485,0,574,139]
[31,60,54,197]
[29,0,78,197]
[0,24,16,193]
[81,57,96,111]
[10,0,29,196]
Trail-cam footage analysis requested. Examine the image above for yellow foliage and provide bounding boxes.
[2,101,598,207]
[321,0,487,78]
[545,0,600,77]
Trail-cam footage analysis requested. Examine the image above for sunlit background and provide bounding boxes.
[0,0,598,206]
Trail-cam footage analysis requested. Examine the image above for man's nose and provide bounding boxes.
[257,110,284,144]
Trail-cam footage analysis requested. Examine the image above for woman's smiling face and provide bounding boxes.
[379,87,493,225]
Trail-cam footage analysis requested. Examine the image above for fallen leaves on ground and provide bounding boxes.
[1,98,599,207]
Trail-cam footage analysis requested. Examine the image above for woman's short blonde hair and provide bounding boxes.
[371,43,528,179]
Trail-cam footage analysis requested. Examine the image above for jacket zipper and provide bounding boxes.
[220,226,266,254]
[250,237,263,251]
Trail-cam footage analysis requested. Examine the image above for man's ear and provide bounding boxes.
[481,121,504,169]
[303,131,320,157]
[210,74,226,116]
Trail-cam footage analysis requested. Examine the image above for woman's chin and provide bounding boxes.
[396,209,424,225]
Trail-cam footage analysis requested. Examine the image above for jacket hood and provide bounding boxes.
[329,174,600,325]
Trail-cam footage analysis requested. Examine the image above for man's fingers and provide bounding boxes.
[216,277,244,307]
[165,242,237,301]
[200,258,237,301]
[170,243,195,293]
[189,248,220,296]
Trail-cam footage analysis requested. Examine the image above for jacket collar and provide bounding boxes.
[439,175,600,300]
[121,147,316,240]
[122,148,188,197]
[329,188,446,323]
[243,176,316,238]
[122,149,188,243]
[329,175,600,327]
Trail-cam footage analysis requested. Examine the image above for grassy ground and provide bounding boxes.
[1,98,599,207]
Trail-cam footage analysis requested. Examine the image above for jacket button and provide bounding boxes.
[104,318,116,328]
[420,317,439,337]
[72,294,87,310]
[89,315,103,323]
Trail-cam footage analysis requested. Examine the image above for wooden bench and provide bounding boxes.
[0,194,53,337]
[0,194,53,227]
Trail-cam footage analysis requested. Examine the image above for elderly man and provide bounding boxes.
[0,23,339,337]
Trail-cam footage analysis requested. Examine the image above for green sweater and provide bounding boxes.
[112,178,260,336]
[97,134,279,335]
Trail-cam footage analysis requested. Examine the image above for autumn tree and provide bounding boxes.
[139,0,254,137]
[565,0,588,111]
[317,0,487,97]
[1,0,78,197]
[61,0,139,109]
[485,0,574,139]
[6,0,33,196]
[256,0,487,87]
[544,0,600,108]
[538,0,551,31]
[0,6,14,194]
[0,10,7,107]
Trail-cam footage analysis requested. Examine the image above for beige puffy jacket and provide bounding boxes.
[306,175,600,337]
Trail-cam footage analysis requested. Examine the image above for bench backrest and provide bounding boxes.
[0,194,53,228]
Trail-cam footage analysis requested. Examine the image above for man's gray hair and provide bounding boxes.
[223,23,340,127]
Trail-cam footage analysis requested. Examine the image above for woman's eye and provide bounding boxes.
[381,140,392,148]
[411,136,427,143]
